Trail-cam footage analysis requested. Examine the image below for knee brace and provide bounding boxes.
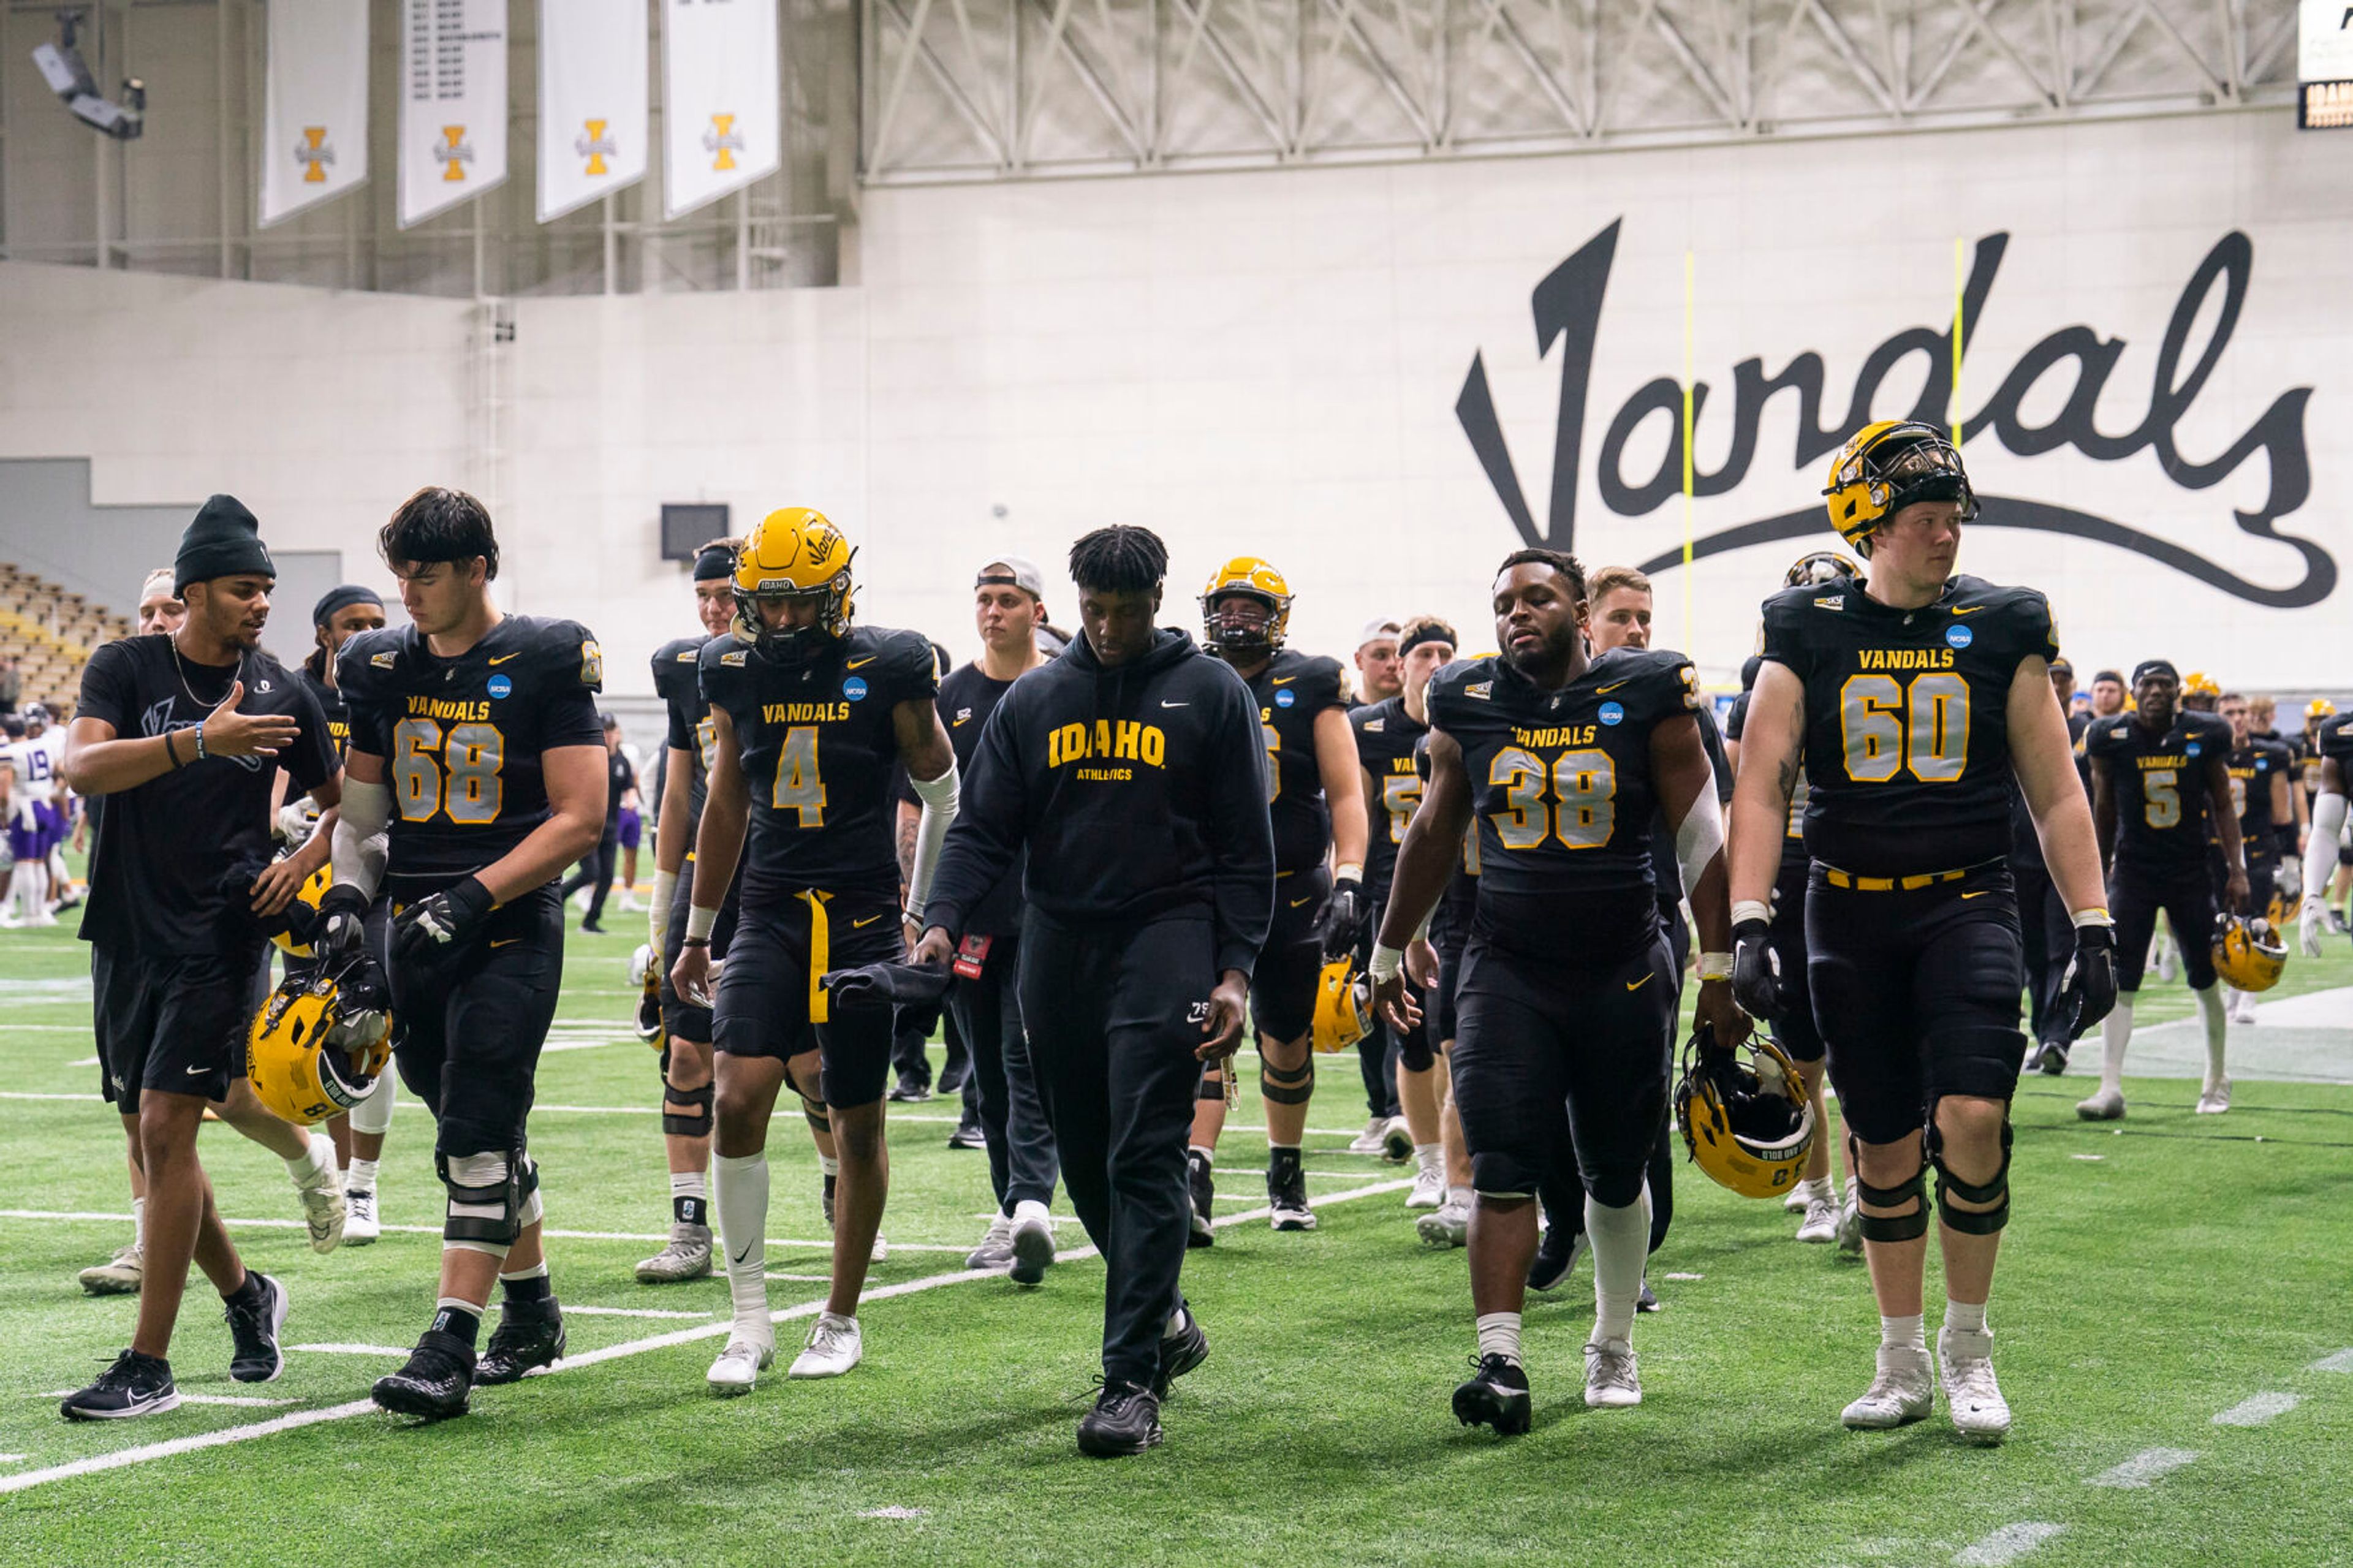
[1847,1132,1930,1244]
[1260,1059,1314,1107]
[440,1148,523,1254]
[347,1069,395,1137]
[1930,1118,2012,1236]
[662,1080,714,1140]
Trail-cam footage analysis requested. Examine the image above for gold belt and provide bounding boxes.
[1821,866,1969,892]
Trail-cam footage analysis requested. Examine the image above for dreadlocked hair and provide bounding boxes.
[1069,526,1169,594]
[1496,547,1586,601]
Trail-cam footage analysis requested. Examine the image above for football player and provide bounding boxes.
[2297,703,2352,958]
[2,703,59,925]
[2181,672,2221,713]
[1373,548,1745,1428]
[1352,618,1404,709]
[1729,422,2113,1443]
[2081,662,2245,1117]
[1409,725,1482,1251]
[55,497,343,1419]
[673,509,958,1390]
[324,487,611,1418]
[1186,559,1370,1235]
[1341,615,1410,1153]
[2301,699,2351,932]
[2087,670,2126,719]
[2219,692,2294,1023]
[135,567,184,637]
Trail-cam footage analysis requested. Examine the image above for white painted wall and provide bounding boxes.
[4,107,2349,697]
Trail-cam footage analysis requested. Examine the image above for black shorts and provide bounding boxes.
[1450,932,1675,1206]
[390,881,565,1160]
[1428,934,1467,1051]
[660,849,745,1043]
[2245,847,2277,923]
[2112,863,2218,991]
[713,887,903,1109]
[1767,855,1824,1062]
[1804,863,2025,1146]
[1251,864,1329,1043]
[92,941,265,1115]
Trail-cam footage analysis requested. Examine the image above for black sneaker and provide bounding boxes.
[1186,1149,1215,1248]
[1267,1158,1316,1232]
[947,1117,987,1150]
[2036,1039,2070,1076]
[474,1298,566,1385]
[1527,1225,1583,1293]
[373,1330,477,1420]
[1452,1353,1532,1435]
[1154,1306,1209,1399]
[886,1075,932,1104]
[59,1349,179,1421]
[224,1271,288,1383]
[1637,1280,1661,1314]
[1077,1379,1164,1457]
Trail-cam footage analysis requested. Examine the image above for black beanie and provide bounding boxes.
[312,583,383,627]
[692,540,735,581]
[175,495,275,596]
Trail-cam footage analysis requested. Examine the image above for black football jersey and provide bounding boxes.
[1427,646,1699,964]
[2226,740,2293,839]
[1353,695,1429,904]
[298,664,352,757]
[2085,710,2235,876]
[699,624,937,902]
[1759,574,2055,877]
[2317,714,2353,791]
[339,615,607,898]
[1243,650,1347,874]
[1724,686,1808,871]
[1413,729,1481,944]
[654,635,721,827]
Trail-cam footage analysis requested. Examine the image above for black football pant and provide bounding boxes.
[891,1001,969,1094]
[559,826,620,927]
[1018,910,1208,1390]
[947,931,1060,1214]
[2013,860,2075,1045]
[390,882,564,1164]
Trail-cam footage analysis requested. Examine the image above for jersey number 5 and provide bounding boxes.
[1488,748,1616,850]
[393,719,505,824]
[1840,673,1969,784]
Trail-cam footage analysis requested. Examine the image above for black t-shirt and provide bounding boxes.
[1759,573,2055,877]
[2227,740,2293,843]
[896,660,1036,936]
[654,635,721,830]
[2085,710,2236,877]
[1352,695,1429,906]
[602,747,636,828]
[1242,649,1347,874]
[339,615,607,898]
[76,636,337,956]
[1427,646,1699,966]
[700,624,937,903]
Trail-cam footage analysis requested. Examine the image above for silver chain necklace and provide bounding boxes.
[169,631,241,713]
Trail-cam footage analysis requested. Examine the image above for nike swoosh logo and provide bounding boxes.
[852,915,882,928]
[186,1064,210,1075]
[846,657,877,670]
[1290,895,1314,908]
[1161,700,1188,708]
[952,716,970,726]
[732,1243,753,1265]
[491,937,519,947]
[1625,973,1653,991]
[1960,891,1988,900]
[488,653,521,665]
[1951,606,1987,616]
[1271,676,1297,686]
[1596,680,1631,695]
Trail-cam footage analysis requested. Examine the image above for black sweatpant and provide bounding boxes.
[891,1001,970,1094]
[560,825,619,926]
[2014,860,2075,1045]
[1018,910,1209,1389]
[948,930,1059,1213]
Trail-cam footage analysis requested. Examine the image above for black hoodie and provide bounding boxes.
[923,627,1275,979]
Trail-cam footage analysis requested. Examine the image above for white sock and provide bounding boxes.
[1881,1312,1927,1352]
[817,1153,838,1180]
[1414,1142,1442,1174]
[670,1170,708,1201]
[2099,995,2135,1094]
[1586,1192,1649,1345]
[1012,1197,1051,1225]
[2195,985,2227,1084]
[131,1195,145,1252]
[347,1157,380,1195]
[285,1134,330,1187]
[1944,1298,1988,1337]
[1447,1184,1472,1209]
[1165,1305,1189,1338]
[1475,1311,1523,1368]
[713,1151,770,1328]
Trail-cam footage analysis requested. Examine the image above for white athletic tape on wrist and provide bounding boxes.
[1730,899,1771,928]
[1369,943,1405,982]
[1673,787,1726,904]
[1697,953,1733,981]
[685,904,719,942]
[2071,906,2113,930]
[331,778,392,899]
[907,759,960,911]
[650,868,677,949]
[1333,863,1363,884]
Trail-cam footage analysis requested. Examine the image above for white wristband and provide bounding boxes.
[684,904,719,942]
[1697,952,1733,982]
[1368,942,1405,982]
[2071,906,2113,930]
[1333,862,1363,884]
[1730,900,1771,928]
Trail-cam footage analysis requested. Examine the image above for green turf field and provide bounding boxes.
[1,909,2349,1567]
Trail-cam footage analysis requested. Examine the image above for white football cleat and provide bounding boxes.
[2232,990,2259,1025]
[78,1243,144,1296]
[296,1136,346,1254]
[1938,1327,2011,1443]
[343,1189,381,1246]
[1009,1210,1056,1287]
[2196,1077,2232,1115]
[708,1333,774,1395]
[1836,1194,1863,1254]
[964,1213,1015,1271]
[1796,1194,1840,1244]
[2075,1086,2126,1121]
[1345,1117,1388,1156]
[789,1312,863,1378]
[1583,1339,1642,1408]
[1783,1182,1812,1213]
[2154,936,2178,983]
[1841,1345,1934,1430]
[1416,1197,1469,1249]
[1381,1116,1415,1163]
[1406,1164,1446,1210]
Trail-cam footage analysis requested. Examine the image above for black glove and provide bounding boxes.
[1316,875,1371,959]
[2055,922,2118,1040]
[1730,917,1782,1022]
[317,883,373,961]
[392,876,495,963]
[820,959,955,1012]
[333,949,393,1015]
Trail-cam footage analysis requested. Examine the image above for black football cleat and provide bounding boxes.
[1453,1354,1532,1436]
[2035,1039,2070,1076]
[223,1271,289,1384]
[373,1330,477,1420]
[1077,1379,1164,1458]
[474,1298,566,1385]
[1526,1225,1583,1293]
[59,1349,179,1421]
[1154,1306,1209,1399]
[1186,1149,1216,1249]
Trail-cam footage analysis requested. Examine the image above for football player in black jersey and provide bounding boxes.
[2082,661,2245,1118]
[672,509,957,1390]
[2219,692,2295,1024]
[1341,615,1408,1154]
[324,488,611,1419]
[2297,703,2353,957]
[1186,558,1370,1235]
[1729,422,2112,1443]
[1372,548,1744,1428]
[2300,699,2352,933]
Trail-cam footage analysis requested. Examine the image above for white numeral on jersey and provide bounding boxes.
[2144,768,2181,830]
[1262,724,1281,803]
[392,719,505,825]
[772,725,827,827]
[1839,672,1971,785]
[1487,747,1617,852]
[1381,773,1422,844]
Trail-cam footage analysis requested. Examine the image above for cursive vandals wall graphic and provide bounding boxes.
[1457,221,2332,610]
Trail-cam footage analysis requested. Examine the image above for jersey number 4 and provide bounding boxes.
[1489,748,1615,850]
[772,725,827,827]
[393,719,504,824]
[1840,673,1970,784]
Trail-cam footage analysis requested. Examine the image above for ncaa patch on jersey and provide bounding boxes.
[487,674,512,699]
[1946,624,1974,648]
[844,676,870,702]
[1275,689,1295,707]
[1598,701,1625,726]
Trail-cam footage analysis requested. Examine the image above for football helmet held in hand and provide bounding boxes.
[1676,1026,1813,1200]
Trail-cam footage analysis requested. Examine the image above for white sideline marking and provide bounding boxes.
[290,1344,409,1357]
[65,1056,98,1067]
[2311,1348,2353,1373]
[0,1211,964,1254]
[565,1306,710,1320]
[0,1455,25,1464]
[2087,1448,2199,1488]
[858,1506,927,1520]
[2213,1392,2299,1426]
[1953,1522,2064,1566]
[0,1174,1411,1496]
[2070,1154,2105,1162]
[181,1395,300,1408]
[764,1273,831,1282]
[1664,1272,1705,1281]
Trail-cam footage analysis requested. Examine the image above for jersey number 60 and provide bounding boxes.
[1840,673,1969,784]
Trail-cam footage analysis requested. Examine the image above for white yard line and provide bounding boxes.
[1953,1523,2065,1566]
[2311,1348,2353,1374]
[289,1344,411,1357]
[2212,1392,2299,1426]
[0,1173,1411,1496]
[2086,1448,2199,1488]
[0,1210,963,1254]
[564,1305,711,1320]
[180,1395,301,1409]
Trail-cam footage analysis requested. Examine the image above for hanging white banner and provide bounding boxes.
[538,0,649,222]
[258,0,369,229]
[662,0,780,221]
[399,0,509,230]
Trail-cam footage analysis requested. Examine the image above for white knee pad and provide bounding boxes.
[348,1069,396,1136]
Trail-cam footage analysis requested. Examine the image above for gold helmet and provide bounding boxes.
[270,860,333,957]
[246,965,393,1127]
[1309,957,1373,1055]
[1783,550,1861,590]
[1675,1029,1814,1200]
[2183,670,2221,707]
[2308,697,2336,720]
[1199,557,1293,655]
[730,507,856,662]
[629,944,666,1048]
[2212,915,2286,994]
[1822,420,1976,555]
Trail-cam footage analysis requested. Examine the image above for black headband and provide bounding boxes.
[1398,625,1455,661]
[2132,659,2179,686]
[692,543,735,581]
